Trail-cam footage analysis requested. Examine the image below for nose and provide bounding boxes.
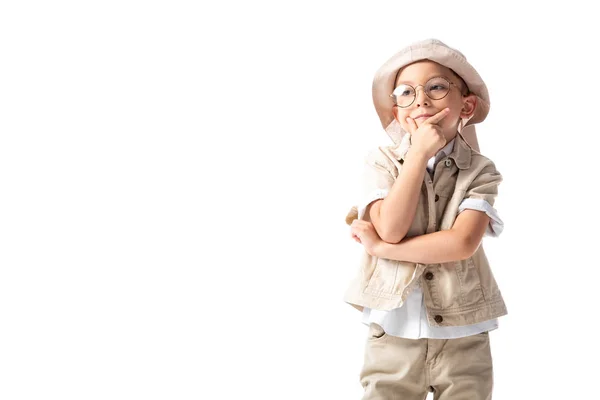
[414,86,429,107]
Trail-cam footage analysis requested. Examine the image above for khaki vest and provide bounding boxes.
[343,132,507,327]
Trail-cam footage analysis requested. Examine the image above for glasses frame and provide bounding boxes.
[389,76,463,108]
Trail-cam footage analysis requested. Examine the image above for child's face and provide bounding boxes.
[392,60,477,142]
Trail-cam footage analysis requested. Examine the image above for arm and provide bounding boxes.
[376,161,504,263]
[367,147,429,244]
[375,209,491,263]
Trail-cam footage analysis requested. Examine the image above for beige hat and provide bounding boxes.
[372,38,489,151]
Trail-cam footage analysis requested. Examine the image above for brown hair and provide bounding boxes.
[449,68,470,96]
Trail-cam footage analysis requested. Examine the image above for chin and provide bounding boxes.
[446,132,458,141]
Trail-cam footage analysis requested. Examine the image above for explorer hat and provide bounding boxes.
[372,38,489,149]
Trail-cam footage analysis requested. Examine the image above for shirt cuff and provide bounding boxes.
[458,198,504,237]
[357,189,389,220]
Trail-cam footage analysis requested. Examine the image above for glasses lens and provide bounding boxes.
[425,77,451,100]
[391,84,415,107]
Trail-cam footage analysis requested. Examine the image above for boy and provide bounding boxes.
[345,39,506,399]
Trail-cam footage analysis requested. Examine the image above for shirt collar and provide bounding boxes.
[434,137,455,161]
[427,138,455,171]
[446,132,472,169]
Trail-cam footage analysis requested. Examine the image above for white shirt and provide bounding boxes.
[360,138,503,339]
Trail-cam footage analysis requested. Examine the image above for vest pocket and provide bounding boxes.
[423,260,485,310]
[458,257,486,306]
[364,259,416,296]
[364,260,388,294]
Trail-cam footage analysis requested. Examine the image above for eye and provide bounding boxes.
[393,85,415,97]
[429,84,447,91]
[426,77,451,93]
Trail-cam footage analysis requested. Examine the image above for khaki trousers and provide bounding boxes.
[359,323,493,400]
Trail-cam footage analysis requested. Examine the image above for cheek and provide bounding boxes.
[396,110,410,122]
[439,108,462,127]
[396,111,412,130]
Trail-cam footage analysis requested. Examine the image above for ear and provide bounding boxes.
[460,94,477,119]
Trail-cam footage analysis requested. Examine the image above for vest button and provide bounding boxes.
[434,194,439,202]
[434,315,443,323]
[445,159,452,167]
[425,272,434,280]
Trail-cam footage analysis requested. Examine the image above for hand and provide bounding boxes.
[402,108,449,160]
[350,219,384,257]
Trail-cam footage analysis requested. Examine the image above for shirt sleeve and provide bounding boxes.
[458,198,504,237]
[356,149,396,221]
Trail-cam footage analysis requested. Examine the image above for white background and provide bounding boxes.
[1,1,598,399]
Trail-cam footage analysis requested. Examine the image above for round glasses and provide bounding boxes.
[390,76,461,108]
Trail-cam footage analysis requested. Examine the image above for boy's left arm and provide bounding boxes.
[376,162,502,264]
[376,210,490,263]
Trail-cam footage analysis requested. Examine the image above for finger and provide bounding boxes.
[405,116,418,134]
[424,108,450,125]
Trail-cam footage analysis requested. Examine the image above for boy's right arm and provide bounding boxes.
[360,110,449,243]
[360,147,429,244]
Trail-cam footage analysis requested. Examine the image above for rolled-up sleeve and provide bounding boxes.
[356,149,396,221]
[458,198,504,237]
[459,162,504,237]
